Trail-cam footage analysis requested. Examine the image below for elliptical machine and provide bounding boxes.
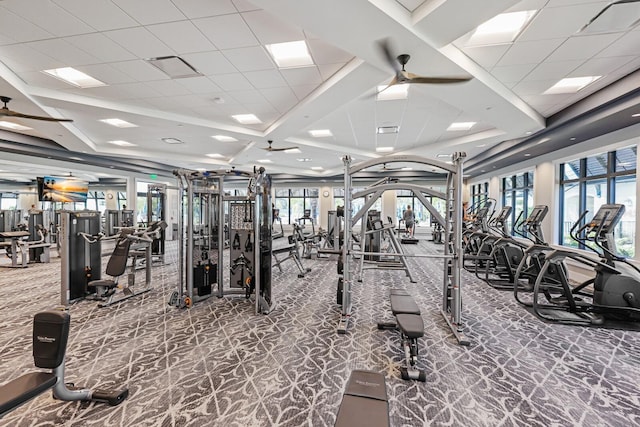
[528,204,640,325]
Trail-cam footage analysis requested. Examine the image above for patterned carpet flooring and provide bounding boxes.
[0,235,639,426]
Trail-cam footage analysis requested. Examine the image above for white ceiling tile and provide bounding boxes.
[317,63,347,80]
[144,80,193,97]
[52,0,139,31]
[490,64,538,83]
[291,84,317,100]
[545,33,621,62]
[110,60,169,82]
[2,0,94,37]
[25,39,101,67]
[596,30,640,57]
[174,94,232,108]
[18,71,79,90]
[0,33,15,46]
[463,45,510,69]
[193,14,259,50]
[518,3,610,42]
[513,79,560,96]
[105,27,174,59]
[243,70,288,89]
[65,33,137,63]
[396,0,424,12]
[223,46,275,72]
[307,39,354,65]
[241,10,305,45]
[546,0,607,6]
[259,87,298,112]
[111,0,186,25]
[524,60,583,81]
[0,7,53,43]
[232,0,261,13]
[227,90,268,105]
[176,77,222,94]
[280,67,323,86]
[496,39,564,66]
[77,83,159,101]
[78,64,136,85]
[213,73,254,91]
[571,56,635,76]
[506,0,549,13]
[147,21,216,55]
[0,45,61,73]
[181,51,237,76]
[171,0,237,18]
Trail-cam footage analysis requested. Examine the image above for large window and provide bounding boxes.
[274,188,319,225]
[0,193,18,210]
[471,182,489,209]
[560,146,636,256]
[397,190,430,226]
[501,171,534,235]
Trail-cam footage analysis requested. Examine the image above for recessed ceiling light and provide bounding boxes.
[476,144,487,148]
[297,158,312,162]
[232,114,262,124]
[377,84,409,101]
[146,56,202,79]
[99,118,138,128]
[544,76,601,94]
[376,147,394,153]
[537,137,550,145]
[69,156,83,161]
[311,166,324,171]
[206,153,224,158]
[467,10,537,47]
[447,122,476,131]
[257,159,273,164]
[0,121,32,131]
[43,67,106,88]
[570,137,576,141]
[481,170,486,173]
[284,148,302,154]
[525,131,532,135]
[212,135,238,142]
[632,113,640,117]
[265,40,314,68]
[309,129,333,137]
[524,153,531,157]
[107,140,137,147]
[196,168,207,171]
[437,154,450,158]
[580,1,640,34]
[162,137,183,144]
[401,167,413,171]
[377,126,399,134]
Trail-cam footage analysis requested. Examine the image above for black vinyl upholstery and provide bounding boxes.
[396,314,425,339]
[390,295,421,315]
[0,372,56,416]
[334,370,389,427]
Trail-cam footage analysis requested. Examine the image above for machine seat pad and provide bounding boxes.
[390,288,410,296]
[335,370,389,427]
[0,372,56,415]
[88,279,117,289]
[272,246,295,255]
[395,314,424,339]
[390,295,420,315]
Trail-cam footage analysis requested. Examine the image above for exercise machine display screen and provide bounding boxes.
[588,204,625,233]
[525,205,548,224]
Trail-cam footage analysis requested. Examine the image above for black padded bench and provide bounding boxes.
[378,289,426,381]
[334,370,389,427]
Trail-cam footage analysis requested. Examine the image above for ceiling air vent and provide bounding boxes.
[146,56,202,79]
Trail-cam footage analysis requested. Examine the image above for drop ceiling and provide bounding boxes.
[0,0,639,181]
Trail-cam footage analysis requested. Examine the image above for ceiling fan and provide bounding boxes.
[377,39,472,91]
[261,140,299,152]
[0,96,73,122]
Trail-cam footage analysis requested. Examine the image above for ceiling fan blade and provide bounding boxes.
[376,38,402,75]
[261,145,299,152]
[406,73,471,84]
[1,108,73,122]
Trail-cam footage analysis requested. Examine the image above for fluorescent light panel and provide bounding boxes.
[107,140,136,147]
[377,126,399,134]
[377,84,408,101]
[437,154,450,158]
[100,118,137,128]
[257,159,273,163]
[212,135,238,142]
[0,121,32,131]
[581,0,640,34]
[447,122,476,131]
[467,10,537,46]
[266,40,314,68]
[232,114,262,124]
[297,158,312,162]
[309,129,333,137]
[284,148,301,154]
[206,153,224,158]
[311,166,323,170]
[43,67,106,88]
[543,76,601,94]
[376,147,394,152]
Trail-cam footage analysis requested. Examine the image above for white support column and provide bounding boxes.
[126,175,137,224]
[381,190,397,226]
[533,161,557,244]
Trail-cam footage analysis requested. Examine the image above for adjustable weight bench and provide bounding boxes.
[377,289,426,381]
[0,311,128,418]
[334,370,389,427]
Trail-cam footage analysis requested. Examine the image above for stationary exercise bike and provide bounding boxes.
[529,204,640,325]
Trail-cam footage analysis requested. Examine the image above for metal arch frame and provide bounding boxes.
[338,153,469,346]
